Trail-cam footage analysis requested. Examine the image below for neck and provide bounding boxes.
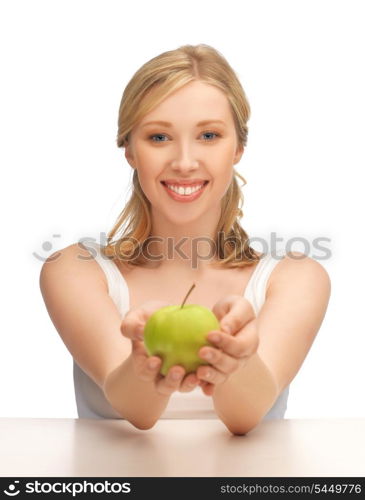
[144,207,222,273]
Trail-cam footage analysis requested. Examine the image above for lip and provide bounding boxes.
[161,181,209,203]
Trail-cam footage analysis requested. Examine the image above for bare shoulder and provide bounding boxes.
[40,242,108,290]
[267,251,331,297]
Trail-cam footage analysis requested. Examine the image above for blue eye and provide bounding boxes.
[150,134,168,142]
[149,131,220,142]
[202,132,219,141]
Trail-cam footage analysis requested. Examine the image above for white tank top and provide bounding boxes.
[73,241,290,420]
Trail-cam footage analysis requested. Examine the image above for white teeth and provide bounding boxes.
[166,183,204,195]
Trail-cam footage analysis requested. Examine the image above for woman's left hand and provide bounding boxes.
[197,295,259,396]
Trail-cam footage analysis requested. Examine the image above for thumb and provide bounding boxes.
[212,295,237,334]
[139,300,172,322]
[213,295,255,336]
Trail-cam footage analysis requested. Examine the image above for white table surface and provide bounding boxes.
[1,418,364,477]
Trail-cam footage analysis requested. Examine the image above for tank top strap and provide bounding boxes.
[80,240,127,314]
[244,248,287,316]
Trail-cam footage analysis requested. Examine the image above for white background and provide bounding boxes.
[1,0,364,419]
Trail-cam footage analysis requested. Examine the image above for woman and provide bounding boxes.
[39,44,331,435]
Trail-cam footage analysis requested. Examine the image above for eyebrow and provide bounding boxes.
[140,119,226,128]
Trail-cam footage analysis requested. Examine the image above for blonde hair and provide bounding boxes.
[102,43,262,269]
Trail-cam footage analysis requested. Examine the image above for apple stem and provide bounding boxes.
[181,283,196,308]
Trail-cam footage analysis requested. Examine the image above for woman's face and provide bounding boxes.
[125,80,244,224]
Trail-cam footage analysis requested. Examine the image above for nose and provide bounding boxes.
[170,141,200,173]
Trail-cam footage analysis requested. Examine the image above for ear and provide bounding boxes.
[233,144,244,165]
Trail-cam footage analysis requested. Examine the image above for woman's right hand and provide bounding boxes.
[120,300,200,396]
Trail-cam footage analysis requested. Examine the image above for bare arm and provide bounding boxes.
[102,354,171,429]
[212,351,279,435]
[40,243,198,430]
[211,253,331,434]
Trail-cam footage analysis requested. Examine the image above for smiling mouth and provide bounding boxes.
[160,180,209,201]
[160,181,209,187]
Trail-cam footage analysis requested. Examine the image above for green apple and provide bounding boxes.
[143,283,220,376]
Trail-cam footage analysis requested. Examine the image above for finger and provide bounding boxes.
[196,364,227,385]
[212,295,255,335]
[178,373,200,393]
[234,319,260,357]
[136,355,163,382]
[138,300,172,322]
[207,319,259,358]
[198,345,240,375]
[131,339,147,357]
[120,314,144,341]
[155,365,186,396]
[132,339,158,374]
[199,380,215,396]
[121,300,171,341]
